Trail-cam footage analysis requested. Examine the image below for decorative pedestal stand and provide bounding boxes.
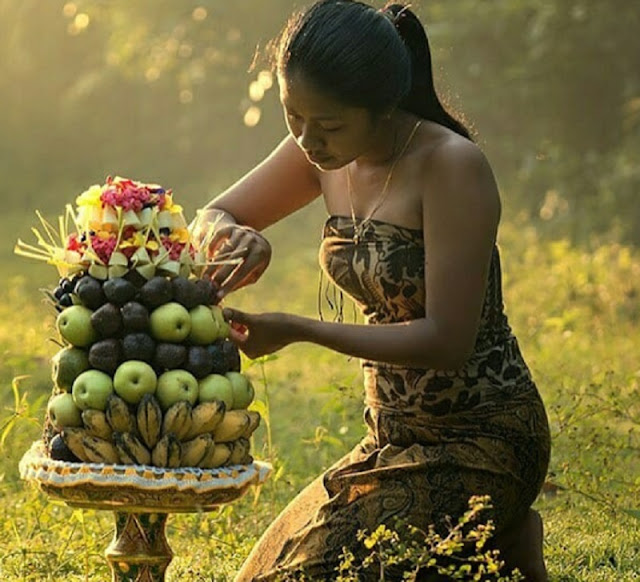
[20,441,271,582]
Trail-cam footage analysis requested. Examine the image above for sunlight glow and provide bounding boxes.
[258,70,274,90]
[249,81,265,102]
[244,106,261,127]
[62,2,77,18]
[192,7,208,22]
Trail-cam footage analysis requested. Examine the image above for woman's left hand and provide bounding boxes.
[223,307,297,359]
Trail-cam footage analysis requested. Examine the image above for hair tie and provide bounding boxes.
[380,4,412,29]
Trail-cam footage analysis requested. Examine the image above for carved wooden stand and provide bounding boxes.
[19,442,271,582]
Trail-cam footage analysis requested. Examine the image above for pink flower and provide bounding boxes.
[91,234,117,264]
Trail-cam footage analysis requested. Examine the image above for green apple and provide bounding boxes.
[56,305,98,347]
[51,346,90,391]
[225,371,255,409]
[113,360,158,404]
[188,305,220,345]
[149,302,192,342]
[210,305,230,339]
[47,392,83,430]
[72,369,114,411]
[156,370,199,410]
[198,373,233,408]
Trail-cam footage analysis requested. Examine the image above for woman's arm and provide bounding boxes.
[225,137,501,370]
[192,135,322,296]
[200,134,322,230]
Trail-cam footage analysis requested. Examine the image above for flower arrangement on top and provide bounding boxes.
[15,176,211,281]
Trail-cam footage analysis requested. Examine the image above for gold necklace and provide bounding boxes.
[347,119,422,244]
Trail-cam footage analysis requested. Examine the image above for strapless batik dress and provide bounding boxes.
[235,216,550,582]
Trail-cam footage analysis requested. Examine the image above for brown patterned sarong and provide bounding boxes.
[234,216,550,581]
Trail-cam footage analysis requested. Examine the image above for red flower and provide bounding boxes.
[66,233,85,252]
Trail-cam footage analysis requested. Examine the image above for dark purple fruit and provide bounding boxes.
[185,345,213,379]
[59,293,74,307]
[60,277,75,295]
[53,286,66,301]
[154,343,188,371]
[123,269,148,288]
[192,279,211,306]
[139,276,173,309]
[122,333,156,363]
[75,276,106,309]
[121,301,150,333]
[48,433,80,462]
[206,342,228,375]
[91,303,123,338]
[171,277,199,310]
[222,340,241,372]
[89,338,122,374]
[103,277,138,306]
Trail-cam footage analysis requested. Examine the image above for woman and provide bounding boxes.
[192,1,550,580]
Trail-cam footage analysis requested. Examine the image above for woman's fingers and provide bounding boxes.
[223,308,249,343]
[204,226,271,297]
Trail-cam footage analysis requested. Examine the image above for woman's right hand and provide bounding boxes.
[190,207,272,300]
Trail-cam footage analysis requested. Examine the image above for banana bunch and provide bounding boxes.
[61,393,260,468]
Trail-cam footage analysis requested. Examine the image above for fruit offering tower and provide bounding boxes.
[16,176,261,470]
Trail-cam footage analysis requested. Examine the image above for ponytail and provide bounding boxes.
[383,3,472,140]
[275,0,471,140]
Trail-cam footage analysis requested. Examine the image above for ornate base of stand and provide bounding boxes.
[19,441,271,582]
[107,512,172,582]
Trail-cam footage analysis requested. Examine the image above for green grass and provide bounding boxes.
[1,201,639,580]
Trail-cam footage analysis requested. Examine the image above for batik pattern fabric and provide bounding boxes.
[235,215,550,581]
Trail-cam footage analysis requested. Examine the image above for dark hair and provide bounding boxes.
[275,0,471,139]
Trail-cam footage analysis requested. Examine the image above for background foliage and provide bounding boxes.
[1,0,639,580]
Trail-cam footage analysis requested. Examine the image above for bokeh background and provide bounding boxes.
[2,0,639,255]
[1,2,640,579]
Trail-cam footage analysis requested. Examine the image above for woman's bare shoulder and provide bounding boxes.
[419,128,500,213]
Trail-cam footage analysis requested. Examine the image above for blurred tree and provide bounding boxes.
[1,0,638,242]
[422,0,640,241]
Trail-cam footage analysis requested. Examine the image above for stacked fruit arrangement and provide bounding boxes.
[16,177,260,469]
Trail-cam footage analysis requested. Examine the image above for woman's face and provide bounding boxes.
[279,71,382,170]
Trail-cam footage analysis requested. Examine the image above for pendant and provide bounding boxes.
[353,223,363,244]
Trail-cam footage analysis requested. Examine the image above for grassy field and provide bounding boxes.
[1,200,639,581]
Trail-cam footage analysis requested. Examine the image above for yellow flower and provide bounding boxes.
[163,194,183,214]
[76,184,103,207]
[169,228,190,244]
[120,232,159,252]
